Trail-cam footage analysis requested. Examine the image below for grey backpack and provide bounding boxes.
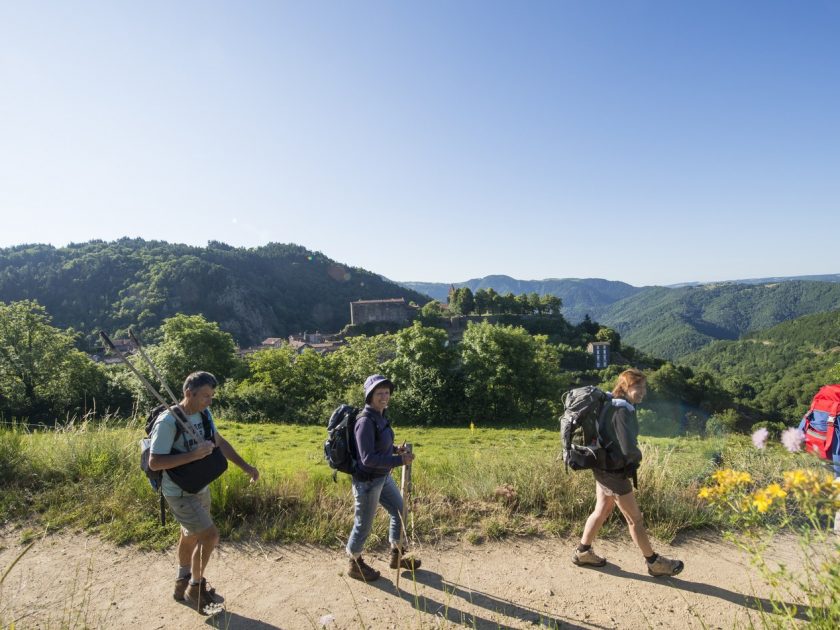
[559,386,611,471]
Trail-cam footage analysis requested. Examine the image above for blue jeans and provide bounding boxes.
[346,474,404,556]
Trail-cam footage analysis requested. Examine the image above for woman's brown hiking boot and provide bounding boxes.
[348,556,380,582]
[572,548,606,567]
[389,547,421,570]
[646,554,684,577]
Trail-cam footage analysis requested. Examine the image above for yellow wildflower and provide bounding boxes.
[751,484,786,514]
[752,495,772,513]
[764,483,787,499]
[712,468,753,487]
[784,469,835,497]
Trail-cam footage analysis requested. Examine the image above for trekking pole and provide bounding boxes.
[395,443,413,591]
[128,328,181,407]
[126,328,209,443]
[98,331,202,444]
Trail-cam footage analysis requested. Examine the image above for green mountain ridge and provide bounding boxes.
[0,239,428,347]
[404,275,840,360]
[3,239,839,363]
[593,281,840,361]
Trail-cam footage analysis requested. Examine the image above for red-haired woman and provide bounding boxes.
[573,369,684,577]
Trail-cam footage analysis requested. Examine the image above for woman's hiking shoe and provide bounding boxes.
[389,548,421,570]
[647,555,684,577]
[348,556,381,582]
[174,575,216,602]
[184,579,220,614]
[572,548,606,567]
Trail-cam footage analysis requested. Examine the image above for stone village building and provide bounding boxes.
[349,298,410,325]
[587,341,611,369]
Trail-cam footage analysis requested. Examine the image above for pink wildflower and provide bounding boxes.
[751,427,769,449]
[781,427,805,453]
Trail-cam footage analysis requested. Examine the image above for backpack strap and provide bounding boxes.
[200,409,214,442]
[611,398,636,412]
[355,408,382,439]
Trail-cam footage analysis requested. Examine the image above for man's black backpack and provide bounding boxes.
[559,386,612,471]
[141,404,183,492]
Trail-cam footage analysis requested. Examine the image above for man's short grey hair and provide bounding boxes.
[183,371,218,394]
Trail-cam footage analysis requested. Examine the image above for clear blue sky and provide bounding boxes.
[1,1,837,286]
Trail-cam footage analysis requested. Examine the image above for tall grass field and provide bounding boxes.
[0,417,826,551]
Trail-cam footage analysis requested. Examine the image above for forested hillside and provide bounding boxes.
[596,282,840,361]
[679,309,840,420]
[0,239,428,347]
[401,275,642,322]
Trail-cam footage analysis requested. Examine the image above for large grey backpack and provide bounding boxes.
[559,386,611,471]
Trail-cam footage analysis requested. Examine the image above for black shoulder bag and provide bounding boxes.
[166,410,229,494]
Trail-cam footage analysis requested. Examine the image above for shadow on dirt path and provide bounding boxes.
[369,569,608,629]
[599,562,817,622]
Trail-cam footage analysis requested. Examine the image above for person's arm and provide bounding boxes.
[149,445,215,471]
[611,408,642,466]
[148,415,215,471]
[215,432,259,482]
[355,417,404,470]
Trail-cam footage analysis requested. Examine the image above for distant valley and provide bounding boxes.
[402,273,840,361]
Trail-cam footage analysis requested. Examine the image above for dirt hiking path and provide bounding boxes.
[0,530,811,629]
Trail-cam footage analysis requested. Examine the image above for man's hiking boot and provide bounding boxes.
[184,579,219,614]
[389,547,421,570]
[173,576,189,601]
[572,548,606,567]
[174,575,216,602]
[647,555,684,577]
[348,556,380,582]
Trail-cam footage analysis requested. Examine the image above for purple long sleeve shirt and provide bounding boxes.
[353,405,403,480]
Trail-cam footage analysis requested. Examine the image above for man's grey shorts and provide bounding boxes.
[164,487,213,536]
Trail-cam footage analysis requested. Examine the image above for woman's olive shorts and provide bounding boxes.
[593,468,633,497]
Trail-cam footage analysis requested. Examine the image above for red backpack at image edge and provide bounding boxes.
[801,384,840,460]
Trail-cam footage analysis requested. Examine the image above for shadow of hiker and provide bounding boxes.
[367,574,503,630]
[204,610,283,629]
[598,563,817,622]
[370,570,605,630]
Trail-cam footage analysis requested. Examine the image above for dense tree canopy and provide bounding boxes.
[2,294,813,434]
[679,309,840,421]
[0,301,113,420]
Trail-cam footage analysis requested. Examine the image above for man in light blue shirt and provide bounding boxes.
[149,371,259,614]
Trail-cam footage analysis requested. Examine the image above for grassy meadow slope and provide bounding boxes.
[3,416,831,555]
